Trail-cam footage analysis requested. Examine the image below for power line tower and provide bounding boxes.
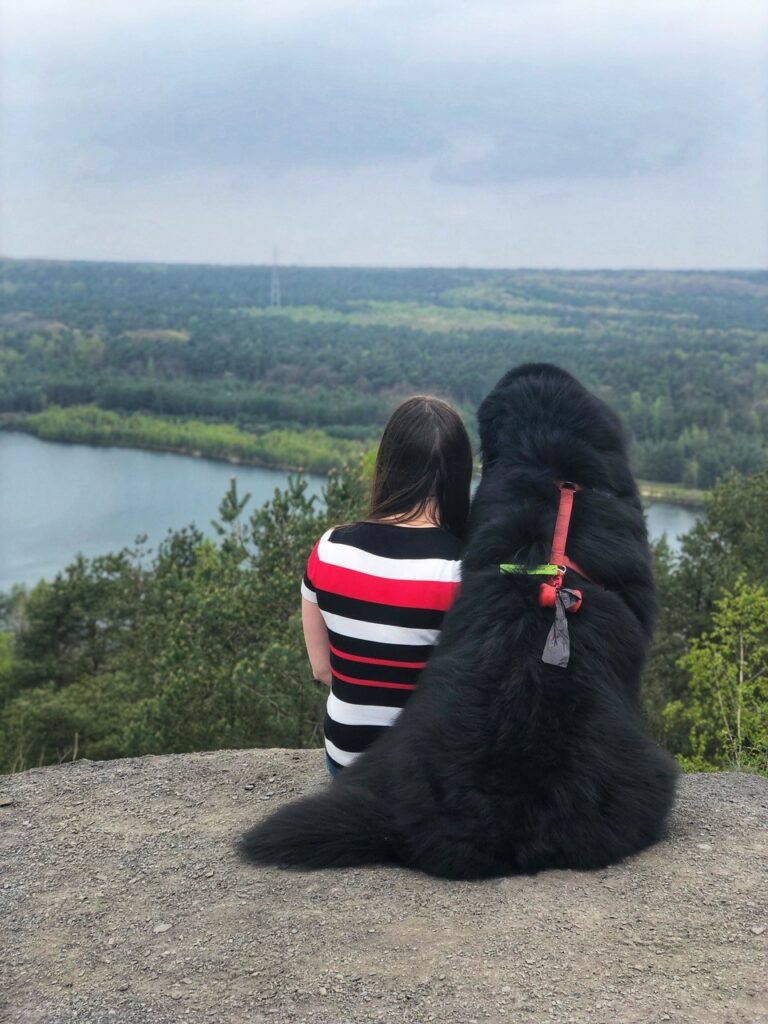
[269,245,281,307]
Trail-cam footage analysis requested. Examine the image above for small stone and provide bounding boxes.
[319,987,328,996]
[750,925,765,935]
[695,843,712,851]
[153,923,172,934]
[170,990,182,1000]
[244,783,255,791]
[0,796,14,807]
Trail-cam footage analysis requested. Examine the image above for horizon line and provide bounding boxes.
[1,253,767,275]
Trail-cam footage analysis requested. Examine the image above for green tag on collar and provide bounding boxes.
[500,563,560,576]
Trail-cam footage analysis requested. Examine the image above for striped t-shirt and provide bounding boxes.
[301,522,462,770]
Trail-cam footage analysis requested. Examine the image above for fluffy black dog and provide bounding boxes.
[238,363,678,879]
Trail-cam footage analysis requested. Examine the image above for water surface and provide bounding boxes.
[0,432,700,592]
[0,433,323,591]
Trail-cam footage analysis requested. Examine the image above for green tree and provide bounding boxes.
[0,459,368,772]
[644,468,768,750]
[664,577,768,772]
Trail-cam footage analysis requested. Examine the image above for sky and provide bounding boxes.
[1,0,767,269]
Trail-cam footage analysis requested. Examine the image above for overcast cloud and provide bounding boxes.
[1,0,766,268]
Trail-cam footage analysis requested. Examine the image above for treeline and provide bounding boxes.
[9,405,363,474]
[1,259,767,486]
[1,462,766,775]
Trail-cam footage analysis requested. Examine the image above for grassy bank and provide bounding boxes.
[638,479,708,508]
[2,406,711,503]
[1,406,364,475]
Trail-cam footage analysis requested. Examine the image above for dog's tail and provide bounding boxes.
[237,783,394,870]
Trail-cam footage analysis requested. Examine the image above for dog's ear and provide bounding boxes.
[477,391,503,467]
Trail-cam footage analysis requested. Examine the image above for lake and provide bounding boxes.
[0,432,700,592]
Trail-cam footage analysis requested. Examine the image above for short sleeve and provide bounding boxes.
[300,538,321,603]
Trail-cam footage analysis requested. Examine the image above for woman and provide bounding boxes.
[301,396,473,776]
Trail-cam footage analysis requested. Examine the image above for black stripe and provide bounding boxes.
[324,713,389,754]
[327,629,435,663]
[330,651,423,686]
[329,522,463,560]
[331,677,413,709]
[302,572,316,592]
[317,590,444,629]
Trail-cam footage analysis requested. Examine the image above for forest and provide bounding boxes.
[0,258,766,776]
[1,259,767,483]
[1,463,766,776]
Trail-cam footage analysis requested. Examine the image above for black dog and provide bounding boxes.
[238,364,678,879]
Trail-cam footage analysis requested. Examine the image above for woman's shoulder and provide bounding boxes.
[324,521,463,560]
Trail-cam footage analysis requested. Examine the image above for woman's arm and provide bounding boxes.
[301,597,332,686]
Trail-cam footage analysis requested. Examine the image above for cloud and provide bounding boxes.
[1,0,766,266]
[2,36,739,187]
[6,0,766,58]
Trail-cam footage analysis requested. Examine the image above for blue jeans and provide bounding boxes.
[325,752,342,778]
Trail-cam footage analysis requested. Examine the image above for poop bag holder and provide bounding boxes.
[541,586,582,668]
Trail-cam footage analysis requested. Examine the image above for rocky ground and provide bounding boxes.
[1,750,766,1024]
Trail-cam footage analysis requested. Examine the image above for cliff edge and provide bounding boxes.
[1,750,766,1024]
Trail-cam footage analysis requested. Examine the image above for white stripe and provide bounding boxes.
[321,610,439,646]
[300,580,317,603]
[318,531,462,583]
[327,691,403,729]
[325,738,360,767]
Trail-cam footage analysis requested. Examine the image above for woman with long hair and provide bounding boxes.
[301,396,473,775]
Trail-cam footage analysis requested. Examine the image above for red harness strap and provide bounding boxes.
[550,481,578,566]
[537,480,605,667]
[549,480,601,587]
[538,481,601,611]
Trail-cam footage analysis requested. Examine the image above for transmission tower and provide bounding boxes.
[270,245,281,307]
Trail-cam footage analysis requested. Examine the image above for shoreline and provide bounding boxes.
[0,422,341,478]
[1,422,708,508]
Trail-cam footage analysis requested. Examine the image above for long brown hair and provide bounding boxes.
[369,396,473,539]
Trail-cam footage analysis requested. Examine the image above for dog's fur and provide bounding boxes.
[238,364,678,879]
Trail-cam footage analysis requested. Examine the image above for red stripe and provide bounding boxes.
[329,643,427,670]
[332,668,416,691]
[313,562,459,610]
[307,540,321,579]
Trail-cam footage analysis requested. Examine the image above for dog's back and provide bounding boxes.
[239,364,678,878]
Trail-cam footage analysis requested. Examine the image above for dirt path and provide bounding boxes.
[1,750,766,1024]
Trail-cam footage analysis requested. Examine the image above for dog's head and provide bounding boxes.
[477,363,634,495]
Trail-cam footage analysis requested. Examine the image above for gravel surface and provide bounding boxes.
[1,750,766,1024]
